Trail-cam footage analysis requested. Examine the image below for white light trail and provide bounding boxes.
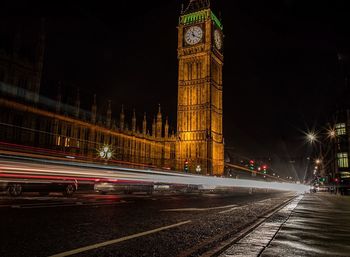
[0,155,309,193]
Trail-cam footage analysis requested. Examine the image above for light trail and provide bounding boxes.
[0,155,309,193]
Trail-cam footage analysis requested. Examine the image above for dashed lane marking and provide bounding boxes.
[161,204,237,212]
[219,206,240,214]
[49,220,192,257]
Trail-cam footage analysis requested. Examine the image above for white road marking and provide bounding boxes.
[49,220,192,257]
[219,206,240,214]
[161,204,237,212]
[218,197,291,214]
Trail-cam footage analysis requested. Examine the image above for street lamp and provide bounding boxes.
[327,129,336,139]
[98,145,113,161]
[304,127,336,183]
[196,165,201,174]
[306,132,317,144]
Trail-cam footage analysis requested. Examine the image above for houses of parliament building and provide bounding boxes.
[0,0,224,175]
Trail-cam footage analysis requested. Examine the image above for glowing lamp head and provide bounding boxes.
[306,132,317,143]
[329,129,336,138]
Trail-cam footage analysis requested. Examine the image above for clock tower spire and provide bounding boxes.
[176,1,224,175]
[183,0,210,14]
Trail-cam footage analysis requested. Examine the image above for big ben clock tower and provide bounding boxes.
[176,0,224,175]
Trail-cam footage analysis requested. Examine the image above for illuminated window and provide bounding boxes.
[337,152,349,168]
[65,138,70,147]
[336,123,346,136]
[57,136,61,146]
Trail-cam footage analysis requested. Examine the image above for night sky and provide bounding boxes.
[5,0,350,178]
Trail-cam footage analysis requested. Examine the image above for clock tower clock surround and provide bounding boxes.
[176,0,224,175]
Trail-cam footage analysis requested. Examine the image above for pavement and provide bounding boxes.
[219,193,350,257]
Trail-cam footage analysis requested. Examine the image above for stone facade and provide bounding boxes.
[176,1,224,175]
[0,1,224,174]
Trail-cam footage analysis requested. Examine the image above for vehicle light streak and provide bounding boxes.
[0,156,309,193]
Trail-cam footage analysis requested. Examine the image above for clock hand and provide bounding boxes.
[192,33,200,39]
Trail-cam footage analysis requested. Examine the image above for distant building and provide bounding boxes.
[0,17,45,103]
[322,55,350,183]
[325,97,350,182]
[0,0,225,174]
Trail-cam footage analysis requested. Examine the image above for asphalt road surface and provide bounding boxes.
[0,190,297,257]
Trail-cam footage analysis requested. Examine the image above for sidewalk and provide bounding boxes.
[261,193,350,257]
[219,193,350,257]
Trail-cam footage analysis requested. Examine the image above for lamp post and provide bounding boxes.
[305,127,337,184]
[98,145,113,164]
[196,165,201,174]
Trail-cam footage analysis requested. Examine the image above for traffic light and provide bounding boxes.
[184,159,189,173]
[319,177,326,183]
[249,160,255,171]
[263,165,267,174]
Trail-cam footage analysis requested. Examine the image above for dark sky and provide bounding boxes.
[5,0,350,179]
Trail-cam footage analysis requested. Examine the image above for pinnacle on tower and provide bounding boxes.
[74,89,80,118]
[152,116,156,137]
[164,117,169,138]
[156,104,162,138]
[56,84,61,113]
[132,108,136,133]
[157,104,162,119]
[106,100,112,128]
[142,112,147,135]
[120,104,125,131]
[183,0,210,14]
[91,94,97,124]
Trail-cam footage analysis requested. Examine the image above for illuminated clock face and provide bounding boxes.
[214,30,223,50]
[185,26,203,45]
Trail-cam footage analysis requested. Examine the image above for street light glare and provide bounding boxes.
[98,145,113,160]
[327,128,336,139]
[306,132,317,143]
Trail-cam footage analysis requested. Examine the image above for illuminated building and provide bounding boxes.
[176,0,224,175]
[0,0,225,175]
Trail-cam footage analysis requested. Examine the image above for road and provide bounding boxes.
[0,190,296,257]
